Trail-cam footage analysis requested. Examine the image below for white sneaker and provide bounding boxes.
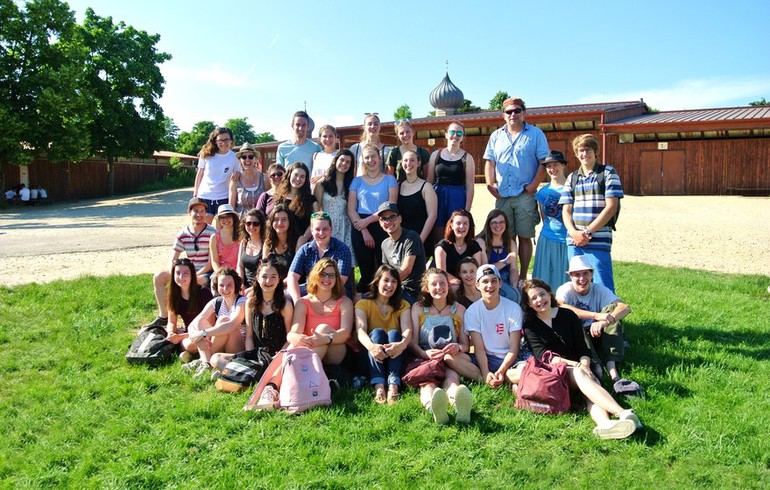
[192,362,212,379]
[454,385,473,424]
[256,385,279,411]
[429,388,449,425]
[593,419,637,440]
[182,359,204,371]
[179,351,195,364]
[618,409,643,429]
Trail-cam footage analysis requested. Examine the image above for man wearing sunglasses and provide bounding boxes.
[287,211,354,302]
[276,110,322,174]
[483,97,550,280]
[144,197,215,328]
[377,202,426,304]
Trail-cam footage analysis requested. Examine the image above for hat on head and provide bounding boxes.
[502,97,526,111]
[542,150,567,165]
[376,201,399,216]
[476,264,502,281]
[567,255,594,274]
[188,197,206,211]
[215,204,237,219]
[236,142,258,158]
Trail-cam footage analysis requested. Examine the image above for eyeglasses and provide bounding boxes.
[311,211,330,220]
[504,108,524,115]
[448,130,464,137]
[240,154,255,160]
[378,214,399,223]
[269,173,284,179]
[173,258,192,265]
[245,221,260,227]
[319,272,337,280]
[216,137,231,143]
[365,112,379,116]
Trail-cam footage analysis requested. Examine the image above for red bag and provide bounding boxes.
[515,352,571,414]
[402,358,446,388]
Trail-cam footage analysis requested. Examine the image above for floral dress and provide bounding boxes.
[322,191,356,266]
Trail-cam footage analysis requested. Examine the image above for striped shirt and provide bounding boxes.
[559,164,623,251]
[173,224,216,271]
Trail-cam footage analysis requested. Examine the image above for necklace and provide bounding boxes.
[317,294,335,306]
[405,176,419,184]
[434,303,449,315]
[365,172,380,181]
[446,147,462,158]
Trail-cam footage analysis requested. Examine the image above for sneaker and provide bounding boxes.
[182,359,204,372]
[210,370,221,382]
[454,385,473,424]
[429,388,450,425]
[618,409,643,429]
[179,351,195,364]
[256,385,279,411]
[192,362,212,379]
[592,419,637,440]
[142,316,167,329]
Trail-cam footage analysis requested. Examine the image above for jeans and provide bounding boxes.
[367,328,404,386]
[351,215,388,293]
[567,246,615,293]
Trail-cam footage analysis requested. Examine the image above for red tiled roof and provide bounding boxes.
[607,106,770,125]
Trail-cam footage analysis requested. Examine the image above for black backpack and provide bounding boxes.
[215,347,273,392]
[125,326,176,366]
[569,163,621,230]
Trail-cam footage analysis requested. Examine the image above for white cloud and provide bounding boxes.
[268,34,280,50]
[576,76,770,110]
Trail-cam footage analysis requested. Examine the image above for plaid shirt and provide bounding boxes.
[289,237,353,296]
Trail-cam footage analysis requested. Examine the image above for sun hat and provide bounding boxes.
[567,255,594,274]
[541,150,567,165]
[476,264,501,281]
[215,204,238,219]
[236,142,258,158]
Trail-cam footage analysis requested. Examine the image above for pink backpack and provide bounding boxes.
[244,347,331,414]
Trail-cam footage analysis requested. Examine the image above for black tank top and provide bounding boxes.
[434,151,466,186]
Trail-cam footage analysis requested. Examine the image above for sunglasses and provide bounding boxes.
[504,108,524,115]
[394,118,410,126]
[448,130,464,137]
[269,173,284,179]
[311,211,330,220]
[378,214,399,223]
[245,221,260,227]
[240,154,255,160]
[192,236,200,252]
[173,258,193,265]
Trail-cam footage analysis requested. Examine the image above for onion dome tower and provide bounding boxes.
[429,69,464,116]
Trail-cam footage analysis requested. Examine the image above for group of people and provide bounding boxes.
[5,183,48,205]
[140,97,642,439]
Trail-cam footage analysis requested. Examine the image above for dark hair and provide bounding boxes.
[368,265,403,309]
[444,209,475,243]
[417,267,457,308]
[200,127,233,158]
[218,211,240,242]
[521,278,558,321]
[320,149,355,198]
[166,259,201,317]
[478,209,514,258]
[248,260,288,314]
[239,209,266,243]
[293,111,309,122]
[454,257,480,306]
[215,267,242,296]
[264,204,297,255]
[274,162,314,219]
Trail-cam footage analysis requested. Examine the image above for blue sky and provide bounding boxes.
[62,0,770,141]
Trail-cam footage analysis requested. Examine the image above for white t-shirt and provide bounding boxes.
[19,188,30,201]
[197,151,241,200]
[464,296,523,357]
[555,282,619,328]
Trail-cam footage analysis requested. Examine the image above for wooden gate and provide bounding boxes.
[640,150,685,195]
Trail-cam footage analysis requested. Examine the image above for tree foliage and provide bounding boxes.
[749,97,769,107]
[457,99,482,114]
[176,121,215,157]
[160,117,180,151]
[393,104,413,121]
[489,91,510,110]
[254,132,276,144]
[224,117,257,145]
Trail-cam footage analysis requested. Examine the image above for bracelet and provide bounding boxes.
[606,314,616,324]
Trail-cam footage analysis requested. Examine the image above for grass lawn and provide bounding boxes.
[1,263,769,488]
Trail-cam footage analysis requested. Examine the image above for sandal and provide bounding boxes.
[387,387,400,405]
[374,387,387,405]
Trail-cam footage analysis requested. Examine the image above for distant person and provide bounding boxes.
[29,185,38,204]
[533,150,570,291]
[310,124,339,189]
[38,186,47,202]
[19,184,30,206]
[193,127,241,224]
[377,202,426,304]
[560,134,623,292]
[234,142,267,215]
[144,197,215,329]
[483,97,549,278]
[349,113,391,176]
[386,119,431,182]
[276,111,322,173]
[5,188,15,204]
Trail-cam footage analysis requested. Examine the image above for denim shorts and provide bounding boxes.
[199,197,228,216]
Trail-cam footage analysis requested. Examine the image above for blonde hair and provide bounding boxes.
[307,258,344,299]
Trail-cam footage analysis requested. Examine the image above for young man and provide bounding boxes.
[555,255,639,395]
[287,211,353,302]
[483,97,550,278]
[464,264,529,388]
[144,197,215,328]
[276,111,322,173]
[559,133,623,292]
[377,202,426,304]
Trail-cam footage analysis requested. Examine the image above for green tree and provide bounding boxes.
[177,120,215,156]
[393,103,413,120]
[749,97,769,106]
[160,116,179,151]
[79,7,171,195]
[254,132,276,144]
[457,99,481,114]
[489,91,510,110]
[225,117,257,145]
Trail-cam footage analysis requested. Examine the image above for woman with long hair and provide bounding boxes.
[255,163,285,216]
[234,143,268,215]
[533,151,570,291]
[164,258,213,352]
[476,209,520,302]
[310,125,339,190]
[314,149,356,263]
[434,209,486,290]
[262,205,297,272]
[193,127,241,224]
[287,258,354,366]
[237,208,266,291]
[210,205,241,275]
[397,149,438,257]
[386,120,431,182]
[355,265,412,405]
[520,279,642,440]
[271,162,318,244]
[350,113,391,176]
[454,257,481,308]
[409,268,479,424]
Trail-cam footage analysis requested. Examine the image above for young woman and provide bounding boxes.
[271,162,318,245]
[355,265,412,405]
[434,210,485,290]
[210,204,241,274]
[454,257,481,308]
[310,125,339,190]
[397,149,438,257]
[347,144,398,293]
[255,164,285,216]
[426,121,475,242]
[476,209,520,302]
[262,205,297,272]
[183,268,247,378]
[314,149,356,264]
[533,151,570,291]
[193,127,241,223]
[234,143,267,215]
[350,113,391,176]
[288,258,354,366]
[209,259,293,372]
[164,258,213,354]
[409,268,479,424]
[521,279,642,440]
[386,120,431,182]
[237,208,266,291]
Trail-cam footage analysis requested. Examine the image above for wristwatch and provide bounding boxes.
[327,333,334,344]
[200,330,207,338]
[584,229,592,237]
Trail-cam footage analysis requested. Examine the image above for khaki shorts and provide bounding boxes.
[495,193,540,238]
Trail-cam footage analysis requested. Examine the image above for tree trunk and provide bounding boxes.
[107,154,115,196]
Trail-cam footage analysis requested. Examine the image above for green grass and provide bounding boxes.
[1,264,769,488]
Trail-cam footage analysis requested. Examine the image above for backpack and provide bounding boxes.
[514,352,571,415]
[569,164,621,230]
[215,347,273,393]
[125,325,176,366]
[243,347,331,414]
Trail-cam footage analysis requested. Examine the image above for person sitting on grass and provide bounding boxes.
[164,258,212,357]
[409,268,477,424]
[455,257,481,309]
[521,278,642,440]
[144,197,215,329]
[183,268,247,378]
[210,204,241,276]
[555,255,640,396]
[355,265,413,405]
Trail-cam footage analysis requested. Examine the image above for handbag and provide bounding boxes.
[514,351,571,415]
[402,358,446,388]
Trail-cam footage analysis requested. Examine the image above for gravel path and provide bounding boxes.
[0,187,767,287]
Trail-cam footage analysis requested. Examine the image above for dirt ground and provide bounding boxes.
[0,186,767,288]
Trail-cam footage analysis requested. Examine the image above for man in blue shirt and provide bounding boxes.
[276,111,322,173]
[483,97,549,279]
[287,211,353,302]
